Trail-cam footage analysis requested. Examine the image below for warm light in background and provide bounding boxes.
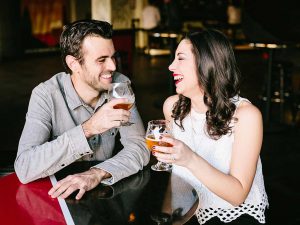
[21,0,65,46]
[128,212,136,223]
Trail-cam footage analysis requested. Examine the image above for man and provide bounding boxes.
[14,19,150,200]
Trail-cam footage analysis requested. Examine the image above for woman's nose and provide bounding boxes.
[168,60,175,72]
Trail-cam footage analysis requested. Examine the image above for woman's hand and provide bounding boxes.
[153,135,196,167]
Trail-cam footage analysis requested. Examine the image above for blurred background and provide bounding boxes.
[0,0,299,224]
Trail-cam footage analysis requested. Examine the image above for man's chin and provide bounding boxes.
[98,80,112,91]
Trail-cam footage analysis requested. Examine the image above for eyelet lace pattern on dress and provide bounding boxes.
[196,193,268,224]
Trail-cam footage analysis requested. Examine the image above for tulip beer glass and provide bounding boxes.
[108,82,135,126]
[145,120,173,171]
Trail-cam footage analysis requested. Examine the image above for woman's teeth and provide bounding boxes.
[174,75,183,81]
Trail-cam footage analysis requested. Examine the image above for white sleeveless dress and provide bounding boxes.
[171,96,269,224]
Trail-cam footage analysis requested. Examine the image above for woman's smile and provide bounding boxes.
[173,73,183,85]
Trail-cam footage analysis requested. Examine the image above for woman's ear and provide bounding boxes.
[65,55,80,74]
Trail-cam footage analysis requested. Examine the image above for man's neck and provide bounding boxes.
[71,75,100,108]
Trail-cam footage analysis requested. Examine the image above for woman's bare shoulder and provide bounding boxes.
[163,95,179,119]
[235,101,262,125]
[164,95,179,107]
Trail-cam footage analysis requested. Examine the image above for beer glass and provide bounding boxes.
[108,82,135,126]
[145,120,173,171]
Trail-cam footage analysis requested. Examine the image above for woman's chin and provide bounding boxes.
[175,85,183,94]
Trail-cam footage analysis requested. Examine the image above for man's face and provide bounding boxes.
[76,35,116,92]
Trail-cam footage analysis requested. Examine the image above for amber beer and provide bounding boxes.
[113,103,133,110]
[145,135,173,152]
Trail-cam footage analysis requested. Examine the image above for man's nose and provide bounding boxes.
[106,58,116,71]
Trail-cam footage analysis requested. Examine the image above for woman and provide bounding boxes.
[153,29,268,224]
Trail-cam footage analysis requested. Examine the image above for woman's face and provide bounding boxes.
[169,39,202,98]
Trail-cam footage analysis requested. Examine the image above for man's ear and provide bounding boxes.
[65,55,80,73]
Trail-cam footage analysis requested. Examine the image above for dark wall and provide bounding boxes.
[178,0,227,22]
[242,0,300,43]
[76,0,91,20]
[0,0,22,61]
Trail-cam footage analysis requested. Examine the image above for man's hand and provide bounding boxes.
[82,98,130,138]
[48,168,111,200]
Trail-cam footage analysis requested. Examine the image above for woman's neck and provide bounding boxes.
[190,95,207,114]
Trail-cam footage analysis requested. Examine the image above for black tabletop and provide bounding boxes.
[55,162,199,225]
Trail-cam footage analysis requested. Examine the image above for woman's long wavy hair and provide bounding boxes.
[172,29,241,139]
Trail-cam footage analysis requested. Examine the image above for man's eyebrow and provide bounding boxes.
[96,55,109,60]
[96,52,118,60]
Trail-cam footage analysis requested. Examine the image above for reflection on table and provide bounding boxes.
[55,162,199,225]
[0,161,199,225]
[0,173,65,225]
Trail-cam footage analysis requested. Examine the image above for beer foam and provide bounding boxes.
[153,127,161,140]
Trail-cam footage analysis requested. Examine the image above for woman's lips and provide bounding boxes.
[173,74,183,85]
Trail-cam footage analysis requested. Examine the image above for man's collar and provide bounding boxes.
[63,74,108,111]
[63,74,83,110]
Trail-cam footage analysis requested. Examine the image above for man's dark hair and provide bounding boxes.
[60,19,113,74]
